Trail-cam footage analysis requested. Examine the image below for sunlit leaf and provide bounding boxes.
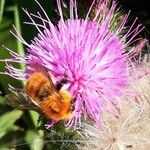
[25,130,43,150]
[29,111,39,127]
[0,110,23,138]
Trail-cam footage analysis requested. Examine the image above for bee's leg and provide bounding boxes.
[55,78,68,91]
[8,84,24,92]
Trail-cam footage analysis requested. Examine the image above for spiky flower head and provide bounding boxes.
[0,0,146,128]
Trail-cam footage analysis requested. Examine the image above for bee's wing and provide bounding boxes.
[4,91,40,112]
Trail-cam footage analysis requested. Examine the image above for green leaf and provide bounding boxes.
[25,130,43,150]
[29,111,39,127]
[0,110,23,138]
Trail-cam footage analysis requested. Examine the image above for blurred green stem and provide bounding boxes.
[14,5,25,57]
[0,0,5,23]
[14,5,25,84]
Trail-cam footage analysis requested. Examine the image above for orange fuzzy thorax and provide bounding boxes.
[39,90,73,120]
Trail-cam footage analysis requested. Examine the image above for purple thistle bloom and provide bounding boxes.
[0,0,146,128]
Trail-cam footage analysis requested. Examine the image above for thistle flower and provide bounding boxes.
[0,0,146,128]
